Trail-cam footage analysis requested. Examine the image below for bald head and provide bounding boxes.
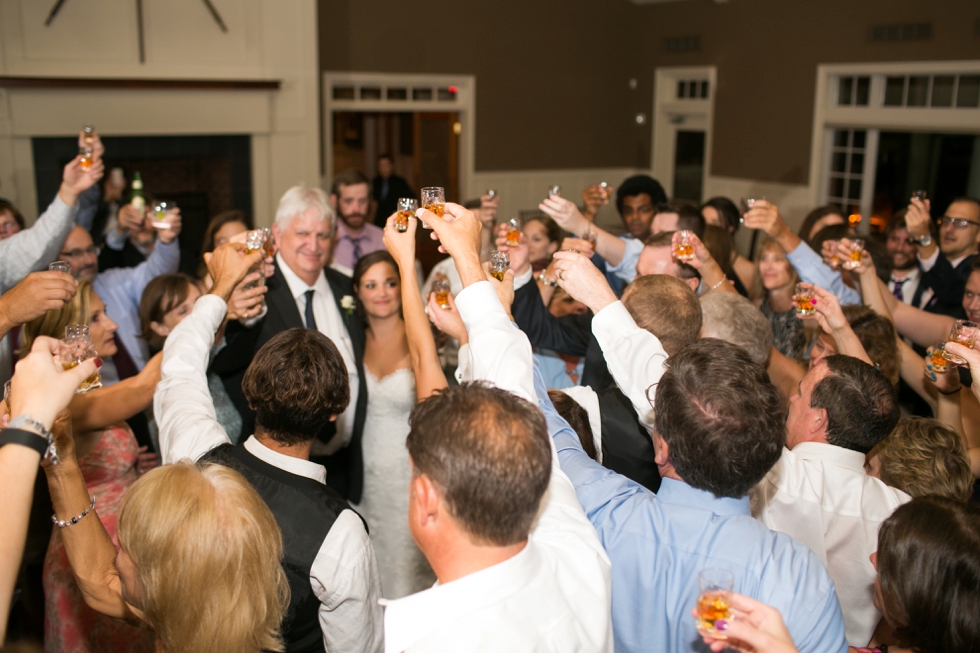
[699,292,773,366]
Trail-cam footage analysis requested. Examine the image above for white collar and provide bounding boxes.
[243,435,326,484]
[380,541,537,652]
[276,253,330,301]
[788,442,867,473]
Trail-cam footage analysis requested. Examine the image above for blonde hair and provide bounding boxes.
[750,238,800,303]
[19,280,94,358]
[876,418,973,501]
[118,462,290,653]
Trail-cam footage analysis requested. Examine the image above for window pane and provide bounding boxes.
[412,88,433,101]
[957,75,980,108]
[437,87,457,101]
[931,76,955,107]
[832,152,848,172]
[838,76,854,105]
[332,86,355,100]
[853,130,867,149]
[677,80,686,98]
[386,87,408,100]
[884,76,906,106]
[907,76,929,107]
[848,178,863,200]
[855,77,871,106]
[850,152,865,173]
[834,130,850,147]
[700,80,709,98]
[829,176,845,198]
[359,86,382,100]
[688,81,698,98]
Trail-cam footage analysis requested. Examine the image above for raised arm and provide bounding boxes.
[539,194,629,267]
[551,249,668,433]
[68,353,160,432]
[382,213,447,400]
[155,243,262,463]
[797,283,872,366]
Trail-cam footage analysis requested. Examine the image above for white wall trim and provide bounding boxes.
[652,66,716,199]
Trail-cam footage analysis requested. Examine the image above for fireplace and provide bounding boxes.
[32,134,253,274]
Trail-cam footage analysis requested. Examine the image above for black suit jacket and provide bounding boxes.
[372,175,415,227]
[512,279,614,390]
[918,252,976,319]
[211,263,369,502]
[597,388,661,493]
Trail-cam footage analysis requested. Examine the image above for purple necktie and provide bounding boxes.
[349,236,364,266]
[891,278,908,302]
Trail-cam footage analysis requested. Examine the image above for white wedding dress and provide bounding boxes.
[355,368,436,599]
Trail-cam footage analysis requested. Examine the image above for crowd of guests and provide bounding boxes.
[1,131,979,653]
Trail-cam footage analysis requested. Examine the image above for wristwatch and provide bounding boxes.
[3,415,58,464]
[537,271,558,287]
[912,233,933,247]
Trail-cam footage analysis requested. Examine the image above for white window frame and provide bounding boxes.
[322,72,476,194]
[808,60,980,226]
[651,66,716,201]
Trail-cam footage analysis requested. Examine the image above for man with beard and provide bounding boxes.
[330,169,385,272]
[884,210,930,310]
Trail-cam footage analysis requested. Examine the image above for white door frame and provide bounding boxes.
[652,66,716,199]
[322,72,475,196]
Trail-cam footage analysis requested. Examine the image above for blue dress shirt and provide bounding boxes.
[539,367,847,653]
[786,241,861,306]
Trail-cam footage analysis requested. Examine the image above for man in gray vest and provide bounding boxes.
[154,242,383,653]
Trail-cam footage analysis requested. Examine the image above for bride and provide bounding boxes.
[351,219,447,598]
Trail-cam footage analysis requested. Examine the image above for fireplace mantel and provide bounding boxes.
[0,77,280,91]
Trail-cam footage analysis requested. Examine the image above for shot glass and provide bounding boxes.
[150,202,173,229]
[78,146,94,170]
[48,261,72,274]
[738,197,764,224]
[505,217,522,246]
[548,185,561,198]
[486,189,497,199]
[397,198,417,233]
[795,283,816,316]
[599,181,611,201]
[675,230,695,262]
[696,568,734,637]
[912,190,928,202]
[489,251,510,282]
[930,343,949,374]
[420,187,446,229]
[82,124,95,145]
[844,238,865,270]
[60,325,102,394]
[260,227,275,257]
[825,239,841,270]
[432,278,452,309]
[943,320,980,366]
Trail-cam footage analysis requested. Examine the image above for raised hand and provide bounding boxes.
[581,184,608,218]
[10,336,101,429]
[539,195,589,235]
[225,273,268,321]
[78,128,105,161]
[836,238,873,276]
[60,157,105,205]
[383,211,418,269]
[156,208,182,244]
[421,202,483,264]
[795,283,847,334]
[115,204,144,235]
[551,250,617,314]
[560,236,595,258]
[205,242,264,302]
[427,291,467,343]
[494,223,531,275]
[694,593,799,653]
[943,341,980,402]
[924,345,962,395]
[905,196,933,241]
[670,230,712,270]
[741,200,790,239]
[0,271,77,334]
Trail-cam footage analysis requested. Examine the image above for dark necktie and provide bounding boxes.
[891,277,909,302]
[349,236,364,266]
[304,289,318,331]
[113,335,140,380]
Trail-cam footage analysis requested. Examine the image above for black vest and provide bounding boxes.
[597,388,662,493]
[200,444,354,653]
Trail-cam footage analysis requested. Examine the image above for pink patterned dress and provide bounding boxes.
[43,425,155,653]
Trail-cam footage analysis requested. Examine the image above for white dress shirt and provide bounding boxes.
[750,443,911,646]
[277,253,360,453]
[381,281,613,652]
[154,294,384,653]
[889,267,925,308]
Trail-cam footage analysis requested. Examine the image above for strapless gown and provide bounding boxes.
[354,368,436,599]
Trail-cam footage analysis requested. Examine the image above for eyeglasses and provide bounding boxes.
[939,216,980,230]
[0,221,19,235]
[59,245,101,259]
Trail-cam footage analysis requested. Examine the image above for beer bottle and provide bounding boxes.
[131,172,145,212]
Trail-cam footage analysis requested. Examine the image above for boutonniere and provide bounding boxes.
[340,295,355,315]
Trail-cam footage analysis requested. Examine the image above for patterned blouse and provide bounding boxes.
[761,299,806,360]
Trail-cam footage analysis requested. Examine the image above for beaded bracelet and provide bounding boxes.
[52,496,96,528]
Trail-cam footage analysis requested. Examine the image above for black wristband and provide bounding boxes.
[937,386,962,395]
[0,428,49,457]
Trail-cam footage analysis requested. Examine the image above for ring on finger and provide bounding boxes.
[557,269,565,280]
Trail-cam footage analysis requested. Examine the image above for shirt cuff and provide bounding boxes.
[105,228,127,251]
[918,247,940,271]
[455,280,504,327]
[513,267,535,291]
[591,300,637,343]
[196,294,230,330]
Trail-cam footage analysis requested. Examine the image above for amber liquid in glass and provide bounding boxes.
[506,227,521,246]
[489,268,506,282]
[63,360,102,392]
[79,155,92,170]
[424,203,445,218]
[932,349,949,373]
[245,247,261,255]
[676,243,694,261]
[796,295,815,316]
[396,210,412,232]
[830,255,840,269]
[850,249,862,263]
[696,592,732,634]
[436,290,451,308]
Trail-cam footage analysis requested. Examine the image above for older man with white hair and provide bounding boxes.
[212,186,369,501]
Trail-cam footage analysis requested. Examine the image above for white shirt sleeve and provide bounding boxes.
[918,246,940,272]
[154,294,232,463]
[454,281,535,402]
[590,301,668,433]
[512,267,535,291]
[310,511,385,653]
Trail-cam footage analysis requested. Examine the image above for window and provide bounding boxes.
[676,79,709,100]
[663,36,701,53]
[827,129,866,216]
[869,23,931,42]
[881,74,980,108]
[837,76,871,106]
